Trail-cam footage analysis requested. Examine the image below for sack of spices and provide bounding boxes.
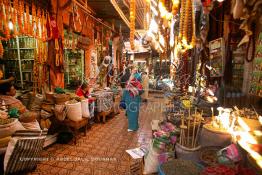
[54,104,67,121]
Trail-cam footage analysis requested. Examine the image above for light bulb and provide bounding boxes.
[217,0,224,2]
[8,20,13,30]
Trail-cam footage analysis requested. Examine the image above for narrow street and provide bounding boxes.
[31,94,164,175]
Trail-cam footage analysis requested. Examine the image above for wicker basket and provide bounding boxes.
[53,94,70,104]
[41,102,54,113]
[45,92,54,103]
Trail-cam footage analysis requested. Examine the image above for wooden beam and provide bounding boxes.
[72,0,115,32]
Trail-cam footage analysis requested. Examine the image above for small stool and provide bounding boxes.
[62,118,88,144]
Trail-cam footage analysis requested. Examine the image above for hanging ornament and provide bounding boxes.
[172,0,180,15]
[178,0,194,53]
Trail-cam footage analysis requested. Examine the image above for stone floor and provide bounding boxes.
[30,94,165,175]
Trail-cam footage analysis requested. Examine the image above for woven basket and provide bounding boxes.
[45,92,54,103]
[54,94,71,104]
[41,103,54,113]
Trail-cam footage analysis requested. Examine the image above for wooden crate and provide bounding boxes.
[126,152,144,175]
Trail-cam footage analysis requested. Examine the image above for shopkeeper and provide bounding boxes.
[0,68,15,85]
[0,82,40,129]
[75,83,95,118]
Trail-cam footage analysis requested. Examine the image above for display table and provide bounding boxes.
[93,91,114,123]
[61,118,88,144]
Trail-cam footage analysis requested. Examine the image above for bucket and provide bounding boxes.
[81,99,90,118]
[200,124,232,147]
[0,119,25,139]
[175,143,201,163]
[19,93,31,108]
[28,94,44,111]
[65,101,82,121]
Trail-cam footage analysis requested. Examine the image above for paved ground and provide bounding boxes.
[30,94,165,175]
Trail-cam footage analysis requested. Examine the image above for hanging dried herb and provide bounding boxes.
[18,0,24,34]
[3,0,10,39]
[31,3,36,37]
[12,0,19,37]
[25,3,30,35]
[36,7,41,39]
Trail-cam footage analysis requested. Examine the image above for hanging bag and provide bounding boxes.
[76,16,90,50]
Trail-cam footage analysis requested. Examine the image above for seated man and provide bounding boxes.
[0,68,15,85]
[75,83,95,118]
[0,82,40,129]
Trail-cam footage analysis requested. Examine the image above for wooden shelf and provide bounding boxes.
[21,59,34,61]
[6,48,36,50]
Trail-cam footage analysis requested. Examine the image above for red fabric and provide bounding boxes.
[126,78,143,97]
[76,87,88,97]
[75,87,95,103]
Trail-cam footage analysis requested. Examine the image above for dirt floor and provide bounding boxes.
[30,94,164,175]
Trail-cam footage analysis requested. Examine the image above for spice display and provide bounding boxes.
[159,159,199,175]
[200,146,221,166]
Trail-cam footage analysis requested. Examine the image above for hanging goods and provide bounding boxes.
[76,17,90,50]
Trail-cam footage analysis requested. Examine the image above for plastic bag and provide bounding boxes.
[143,141,160,174]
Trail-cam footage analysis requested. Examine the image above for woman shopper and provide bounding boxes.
[122,68,143,132]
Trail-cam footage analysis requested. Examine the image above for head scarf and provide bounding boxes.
[126,78,143,97]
